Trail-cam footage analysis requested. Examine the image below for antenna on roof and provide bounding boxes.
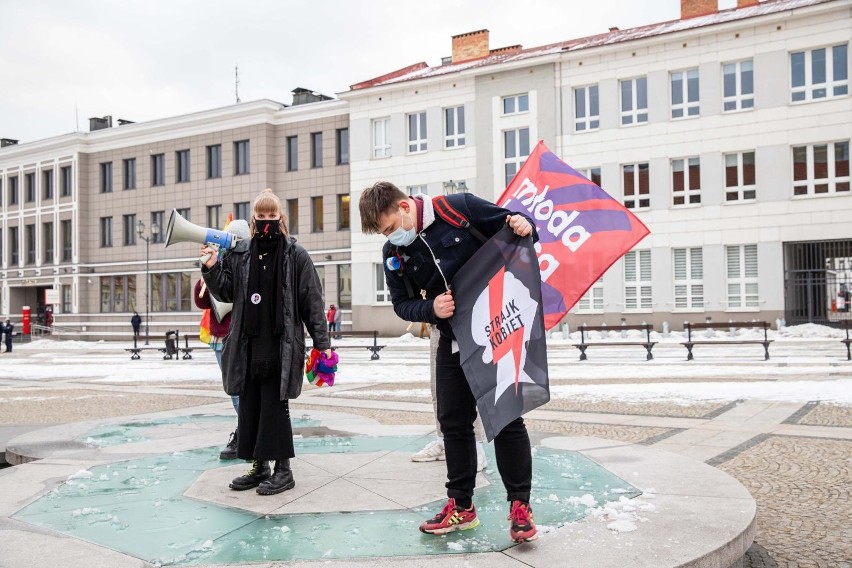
[234,64,241,104]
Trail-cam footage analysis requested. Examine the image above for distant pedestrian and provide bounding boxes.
[326,304,338,334]
[333,304,342,339]
[3,319,13,353]
[130,312,142,337]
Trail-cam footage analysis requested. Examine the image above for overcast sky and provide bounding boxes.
[0,0,688,143]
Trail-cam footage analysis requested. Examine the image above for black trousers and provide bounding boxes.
[435,333,532,503]
[237,356,294,462]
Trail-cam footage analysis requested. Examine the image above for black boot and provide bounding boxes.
[219,429,238,460]
[229,460,271,490]
[256,459,295,495]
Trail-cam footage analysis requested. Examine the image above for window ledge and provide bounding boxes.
[792,191,851,200]
[724,307,761,313]
[722,197,757,205]
[721,107,755,115]
[671,203,702,209]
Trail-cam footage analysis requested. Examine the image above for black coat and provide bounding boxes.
[202,236,330,400]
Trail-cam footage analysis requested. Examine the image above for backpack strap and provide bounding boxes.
[432,195,487,243]
[386,248,418,299]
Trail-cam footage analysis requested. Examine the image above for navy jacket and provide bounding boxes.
[382,193,538,338]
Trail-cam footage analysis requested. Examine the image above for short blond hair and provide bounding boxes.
[250,188,289,237]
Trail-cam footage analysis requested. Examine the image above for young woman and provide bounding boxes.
[201,188,330,495]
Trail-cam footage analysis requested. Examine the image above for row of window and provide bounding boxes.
[574,44,848,131]
[1,166,73,206]
[286,128,349,171]
[372,106,465,158]
[581,141,849,210]
[1,220,72,265]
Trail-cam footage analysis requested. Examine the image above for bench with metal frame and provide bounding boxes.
[308,330,385,361]
[572,323,656,361]
[841,320,851,361]
[682,321,772,361]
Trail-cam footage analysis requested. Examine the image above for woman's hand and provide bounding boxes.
[200,245,217,268]
[433,290,455,319]
[506,214,533,237]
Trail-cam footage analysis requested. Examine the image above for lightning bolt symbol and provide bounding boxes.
[263,223,270,236]
[488,267,525,395]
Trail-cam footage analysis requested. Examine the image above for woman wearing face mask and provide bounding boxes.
[201,188,331,495]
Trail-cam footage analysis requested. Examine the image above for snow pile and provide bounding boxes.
[587,494,656,534]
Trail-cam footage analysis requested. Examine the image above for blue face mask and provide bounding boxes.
[387,208,417,247]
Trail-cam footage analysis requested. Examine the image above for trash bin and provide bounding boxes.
[164,331,178,358]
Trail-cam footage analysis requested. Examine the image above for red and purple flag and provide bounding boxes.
[497,141,651,330]
[450,227,550,441]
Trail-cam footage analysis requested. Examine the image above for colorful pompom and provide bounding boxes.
[305,348,338,387]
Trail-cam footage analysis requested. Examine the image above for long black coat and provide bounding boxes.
[202,236,330,400]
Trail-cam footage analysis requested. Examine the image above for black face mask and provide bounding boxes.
[255,219,280,240]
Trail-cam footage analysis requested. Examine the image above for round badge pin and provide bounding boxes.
[250,293,262,305]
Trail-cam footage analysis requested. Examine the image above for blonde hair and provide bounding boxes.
[250,188,289,237]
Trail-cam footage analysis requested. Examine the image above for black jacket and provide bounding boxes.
[202,236,330,400]
[382,193,538,338]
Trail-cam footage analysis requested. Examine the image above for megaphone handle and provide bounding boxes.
[201,253,212,265]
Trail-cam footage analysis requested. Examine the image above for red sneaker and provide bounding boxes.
[419,498,480,535]
[509,500,538,542]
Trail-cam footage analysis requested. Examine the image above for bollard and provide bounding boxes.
[562,322,569,340]
[662,321,670,336]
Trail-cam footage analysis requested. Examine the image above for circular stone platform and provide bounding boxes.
[0,405,755,567]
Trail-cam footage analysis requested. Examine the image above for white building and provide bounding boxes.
[342,0,852,333]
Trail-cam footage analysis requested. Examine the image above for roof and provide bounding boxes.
[349,0,838,91]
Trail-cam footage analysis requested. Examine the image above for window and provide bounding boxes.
[624,249,652,310]
[61,220,72,261]
[574,85,600,131]
[99,217,112,248]
[100,275,137,313]
[123,158,136,190]
[206,145,222,179]
[151,154,165,186]
[25,224,35,263]
[407,111,427,153]
[99,163,112,193]
[577,278,604,312]
[9,227,19,264]
[176,207,190,222]
[311,196,324,232]
[310,132,323,168]
[408,184,428,196]
[502,93,529,115]
[287,136,298,171]
[444,106,465,148]
[723,60,754,111]
[25,172,36,201]
[372,117,391,158]
[504,127,530,187]
[234,201,250,221]
[8,176,18,205]
[673,248,703,309]
[43,222,54,263]
[727,244,759,308]
[376,263,391,303]
[620,77,648,125]
[337,194,350,230]
[725,151,756,201]
[151,272,191,312]
[791,44,848,102]
[123,214,136,246]
[315,266,325,296]
[207,204,221,229]
[60,166,72,197]
[672,157,701,205]
[42,170,53,199]
[622,163,650,210]
[338,264,352,309]
[578,167,602,187]
[336,128,349,165]
[62,284,71,313]
[287,199,299,234]
[671,69,700,118]
[234,140,250,175]
[793,141,850,196]
[176,150,190,182]
[151,211,165,244]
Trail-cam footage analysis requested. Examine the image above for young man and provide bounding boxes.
[359,181,539,543]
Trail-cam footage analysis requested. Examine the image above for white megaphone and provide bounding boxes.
[165,209,241,264]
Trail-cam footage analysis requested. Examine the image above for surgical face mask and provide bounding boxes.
[387,208,417,247]
[255,219,280,240]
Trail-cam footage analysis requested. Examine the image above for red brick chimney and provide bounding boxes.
[681,0,718,19]
[737,0,760,7]
[452,30,490,64]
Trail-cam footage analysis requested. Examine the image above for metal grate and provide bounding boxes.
[784,239,852,326]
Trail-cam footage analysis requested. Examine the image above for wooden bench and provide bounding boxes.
[841,320,851,361]
[682,321,773,361]
[573,323,656,361]
[126,331,193,360]
[307,330,385,360]
[125,346,163,360]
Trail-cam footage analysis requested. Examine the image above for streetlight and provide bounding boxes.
[136,219,160,345]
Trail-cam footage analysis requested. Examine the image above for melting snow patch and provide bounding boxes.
[588,496,654,534]
[447,541,465,551]
[67,469,93,480]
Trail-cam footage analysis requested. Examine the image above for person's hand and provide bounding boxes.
[200,245,217,268]
[507,214,533,237]
[323,349,332,358]
[433,290,455,319]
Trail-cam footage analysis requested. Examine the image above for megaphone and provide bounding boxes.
[165,209,240,263]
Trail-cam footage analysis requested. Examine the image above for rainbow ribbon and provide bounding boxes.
[305,348,339,387]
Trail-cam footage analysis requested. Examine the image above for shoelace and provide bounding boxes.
[510,503,531,524]
[438,499,457,518]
